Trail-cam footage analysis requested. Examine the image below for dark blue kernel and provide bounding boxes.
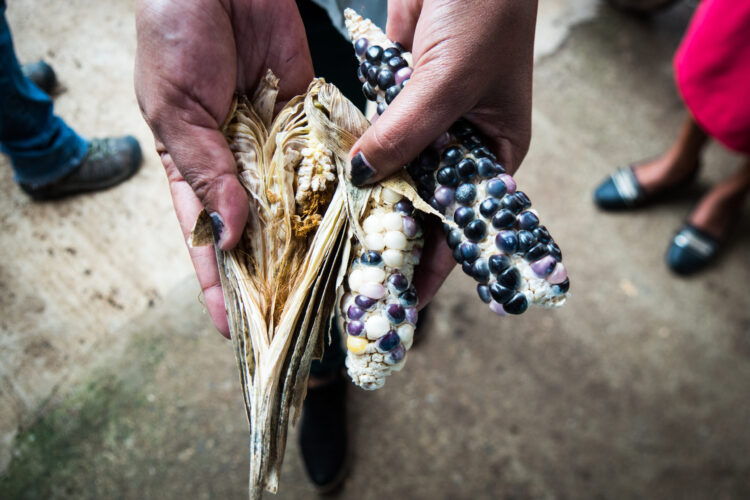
[377,69,395,89]
[461,135,482,149]
[377,102,387,115]
[386,303,406,324]
[429,197,444,214]
[366,65,379,86]
[517,230,537,253]
[406,161,422,180]
[392,41,406,51]
[366,45,383,63]
[362,83,376,100]
[354,38,369,57]
[388,273,409,291]
[417,173,435,192]
[503,293,528,315]
[378,330,401,351]
[517,211,539,230]
[450,119,475,138]
[488,254,511,274]
[526,243,548,261]
[489,283,514,304]
[553,278,570,294]
[476,158,498,178]
[382,46,401,60]
[495,230,518,254]
[533,226,551,244]
[462,261,473,277]
[355,294,377,309]
[456,158,477,180]
[385,85,401,104]
[399,285,418,306]
[479,198,501,218]
[477,285,492,304]
[442,147,463,166]
[387,56,408,71]
[455,183,477,205]
[417,148,440,171]
[394,199,414,215]
[471,258,490,283]
[447,229,463,249]
[452,245,463,263]
[359,60,373,78]
[471,146,495,160]
[453,206,475,227]
[418,187,432,201]
[501,194,524,213]
[464,219,487,242]
[491,209,516,229]
[486,178,507,198]
[361,251,383,266]
[516,191,532,209]
[459,241,480,262]
[498,267,521,290]
[548,243,562,261]
[436,166,459,186]
[442,223,452,234]
[357,65,365,83]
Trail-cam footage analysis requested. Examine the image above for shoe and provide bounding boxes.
[666,223,718,275]
[299,372,348,493]
[21,60,58,94]
[20,136,142,201]
[593,163,698,210]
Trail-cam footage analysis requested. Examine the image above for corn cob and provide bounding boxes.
[345,9,569,316]
[340,185,423,390]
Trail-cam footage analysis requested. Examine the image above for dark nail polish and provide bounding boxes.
[349,152,376,186]
[209,212,224,244]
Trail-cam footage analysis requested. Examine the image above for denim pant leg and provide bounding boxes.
[0,2,88,187]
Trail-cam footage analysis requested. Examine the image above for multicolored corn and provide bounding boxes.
[341,186,423,390]
[344,9,569,316]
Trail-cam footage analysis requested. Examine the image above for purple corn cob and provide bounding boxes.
[345,9,569,315]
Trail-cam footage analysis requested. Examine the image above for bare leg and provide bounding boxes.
[634,115,709,194]
[687,159,750,240]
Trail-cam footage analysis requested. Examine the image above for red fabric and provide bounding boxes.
[674,0,750,154]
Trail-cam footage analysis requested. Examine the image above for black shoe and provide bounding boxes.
[21,60,58,94]
[666,224,719,275]
[20,136,142,201]
[593,164,699,210]
[299,372,348,494]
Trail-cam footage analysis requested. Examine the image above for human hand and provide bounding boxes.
[349,0,538,308]
[135,0,314,337]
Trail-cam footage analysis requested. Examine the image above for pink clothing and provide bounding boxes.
[674,0,750,154]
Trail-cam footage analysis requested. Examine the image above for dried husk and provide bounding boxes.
[190,72,381,499]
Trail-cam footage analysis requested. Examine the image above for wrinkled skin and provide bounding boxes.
[135,0,537,336]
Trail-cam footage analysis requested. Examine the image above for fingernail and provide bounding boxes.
[349,152,376,186]
[209,212,224,245]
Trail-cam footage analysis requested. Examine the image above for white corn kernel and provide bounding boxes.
[365,315,390,339]
[382,249,404,268]
[364,233,385,251]
[348,269,364,291]
[381,187,402,204]
[363,214,383,234]
[361,267,386,283]
[382,212,403,231]
[397,323,414,345]
[384,231,407,250]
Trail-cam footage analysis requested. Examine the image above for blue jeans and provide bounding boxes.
[0,1,88,188]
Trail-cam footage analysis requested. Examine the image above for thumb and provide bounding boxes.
[158,120,248,251]
[347,66,469,186]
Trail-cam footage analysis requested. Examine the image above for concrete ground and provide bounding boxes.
[2,1,750,499]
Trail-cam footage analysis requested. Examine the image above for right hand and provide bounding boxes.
[135,0,314,337]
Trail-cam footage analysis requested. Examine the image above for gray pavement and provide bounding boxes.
[2,1,750,499]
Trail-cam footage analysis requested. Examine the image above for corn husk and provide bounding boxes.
[190,73,374,498]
